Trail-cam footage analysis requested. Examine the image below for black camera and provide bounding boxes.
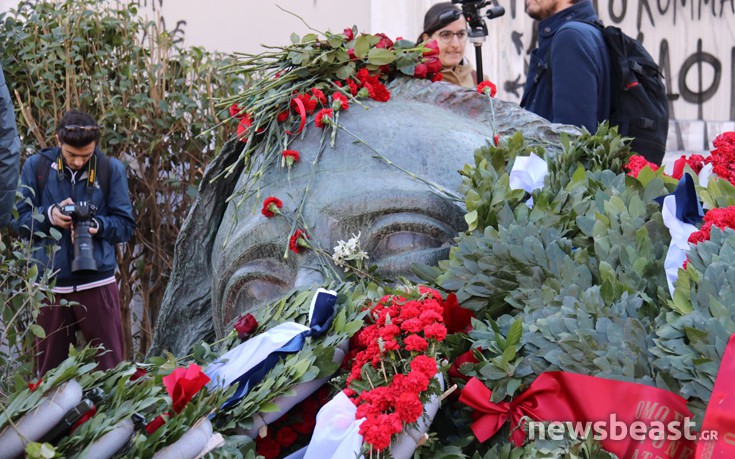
[61,201,98,273]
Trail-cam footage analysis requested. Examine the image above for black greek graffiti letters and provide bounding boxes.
[678,39,721,119]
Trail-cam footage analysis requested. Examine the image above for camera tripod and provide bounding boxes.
[443,0,506,82]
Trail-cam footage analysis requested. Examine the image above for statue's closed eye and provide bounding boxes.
[363,211,457,275]
[221,258,292,326]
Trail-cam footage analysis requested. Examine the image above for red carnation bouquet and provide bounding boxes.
[342,285,449,454]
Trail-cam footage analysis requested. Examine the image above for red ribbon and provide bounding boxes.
[286,97,306,135]
[696,334,735,459]
[460,371,695,458]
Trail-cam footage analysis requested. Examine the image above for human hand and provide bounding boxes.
[50,198,74,229]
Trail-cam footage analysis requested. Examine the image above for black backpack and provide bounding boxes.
[580,20,669,165]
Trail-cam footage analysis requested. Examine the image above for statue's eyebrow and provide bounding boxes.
[321,190,466,233]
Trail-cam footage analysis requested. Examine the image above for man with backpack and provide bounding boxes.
[13,109,135,375]
[521,0,611,134]
[521,0,669,165]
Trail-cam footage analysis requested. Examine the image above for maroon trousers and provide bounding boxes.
[35,282,125,376]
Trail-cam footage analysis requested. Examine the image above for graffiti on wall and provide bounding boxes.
[488,0,735,124]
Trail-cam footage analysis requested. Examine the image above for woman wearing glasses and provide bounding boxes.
[417,2,476,88]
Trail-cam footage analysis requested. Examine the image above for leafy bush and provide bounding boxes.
[0,0,247,357]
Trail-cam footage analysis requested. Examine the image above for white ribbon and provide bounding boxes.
[509,153,548,207]
[303,391,364,459]
[662,194,699,297]
[206,322,309,389]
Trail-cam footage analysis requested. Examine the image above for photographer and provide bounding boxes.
[14,109,134,376]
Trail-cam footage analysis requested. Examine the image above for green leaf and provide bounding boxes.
[506,319,522,348]
[290,33,300,44]
[366,48,396,66]
[30,324,46,339]
[354,35,371,58]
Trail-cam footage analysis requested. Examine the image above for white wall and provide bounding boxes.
[1,0,733,152]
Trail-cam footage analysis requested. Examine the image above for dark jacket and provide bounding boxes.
[0,63,21,227]
[521,0,611,133]
[14,147,135,287]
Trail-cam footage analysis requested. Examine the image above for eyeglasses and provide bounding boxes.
[62,125,99,132]
[434,30,468,44]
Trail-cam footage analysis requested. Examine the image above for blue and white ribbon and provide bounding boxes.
[509,153,548,207]
[657,174,704,297]
[206,288,337,410]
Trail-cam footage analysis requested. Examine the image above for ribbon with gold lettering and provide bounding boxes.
[459,371,696,458]
[695,334,735,459]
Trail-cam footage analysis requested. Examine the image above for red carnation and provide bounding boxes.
[311,87,327,106]
[289,229,310,254]
[395,391,424,423]
[624,155,659,178]
[282,149,300,168]
[708,132,735,186]
[291,93,318,115]
[403,370,430,392]
[404,334,428,352]
[410,355,438,378]
[346,78,359,96]
[688,206,735,245]
[424,322,448,341]
[233,313,258,340]
[332,92,350,111]
[477,80,497,97]
[277,110,289,122]
[315,108,334,128]
[672,154,706,179]
[261,196,283,218]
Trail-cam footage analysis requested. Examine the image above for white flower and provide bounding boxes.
[332,232,369,271]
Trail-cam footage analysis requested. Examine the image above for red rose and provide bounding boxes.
[163,363,210,413]
[423,39,440,57]
[426,57,443,75]
[261,196,283,218]
[477,80,497,97]
[431,73,444,82]
[256,436,281,459]
[292,416,317,435]
[374,33,393,49]
[441,292,475,334]
[448,349,479,382]
[274,426,298,447]
[413,63,428,79]
[347,48,358,61]
[233,313,258,340]
[343,27,355,41]
[289,229,310,253]
[315,108,334,128]
[130,367,147,381]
